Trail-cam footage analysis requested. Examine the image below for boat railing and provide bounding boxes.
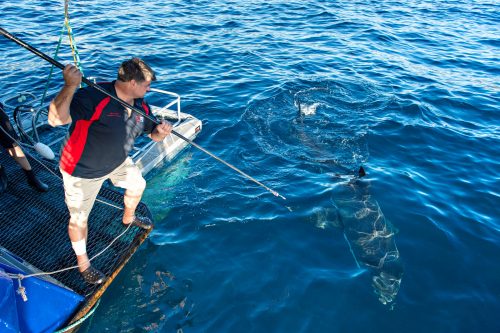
[1,92,48,144]
[149,88,183,127]
[2,92,39,110]
[128,88,186,162]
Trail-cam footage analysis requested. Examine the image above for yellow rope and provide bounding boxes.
[64,1,78,68]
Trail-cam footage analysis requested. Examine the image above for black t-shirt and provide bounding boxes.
[60,81,157,178]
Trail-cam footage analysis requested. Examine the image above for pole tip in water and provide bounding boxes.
[271,190,287,200]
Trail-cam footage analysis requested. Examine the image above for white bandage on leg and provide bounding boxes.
[71,239,87,256]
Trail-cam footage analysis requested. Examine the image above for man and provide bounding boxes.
[49,58,172,284]
[0,102,49,193]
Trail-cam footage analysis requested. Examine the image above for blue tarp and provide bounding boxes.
[0,268,19,332]
[0,259,84,333]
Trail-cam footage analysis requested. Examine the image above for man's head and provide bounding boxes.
[117,58,156,98]
[118,57,156,82]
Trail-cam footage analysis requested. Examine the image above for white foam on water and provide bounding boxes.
[298,102,320,116]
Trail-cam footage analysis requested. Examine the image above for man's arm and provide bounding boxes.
[48,64,82,127]
[149,121,172,142]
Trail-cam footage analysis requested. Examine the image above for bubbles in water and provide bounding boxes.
[297,102,320,116]
[242,79,390,173]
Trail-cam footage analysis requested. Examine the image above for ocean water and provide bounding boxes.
[1,0,499,332]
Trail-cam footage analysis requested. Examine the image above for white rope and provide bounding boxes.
[6,222,133,281]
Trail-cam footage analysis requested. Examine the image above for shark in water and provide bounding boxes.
[244,80,402,305]
[332,168,403,306]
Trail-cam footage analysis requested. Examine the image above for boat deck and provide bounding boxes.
[0,150,151,298]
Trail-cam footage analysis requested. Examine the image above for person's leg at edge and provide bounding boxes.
[6,145,30,170]
[7,144,49,192]
[0,105,47,191]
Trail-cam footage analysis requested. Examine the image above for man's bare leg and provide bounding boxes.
[122,188,152,229]
[69,216,89,272]
[122,189,142,223]
[69,215,105,284]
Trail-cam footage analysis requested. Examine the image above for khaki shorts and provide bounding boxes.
[61,157,146,222]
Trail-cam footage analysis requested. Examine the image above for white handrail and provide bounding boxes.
[149,88,182,126]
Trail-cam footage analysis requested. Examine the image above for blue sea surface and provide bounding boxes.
[1,0,499,332]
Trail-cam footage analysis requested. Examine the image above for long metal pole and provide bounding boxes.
[0,27,286,200]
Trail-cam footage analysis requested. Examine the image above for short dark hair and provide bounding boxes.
[117,57,156,82]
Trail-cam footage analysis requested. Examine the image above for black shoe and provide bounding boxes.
[81,266,106,285]
[0,165,7,194]
[24,169,49,192]
[124,215,153,230]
